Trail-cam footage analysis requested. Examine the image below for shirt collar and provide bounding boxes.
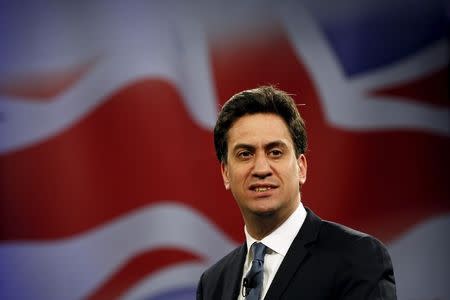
[244,202,307,257]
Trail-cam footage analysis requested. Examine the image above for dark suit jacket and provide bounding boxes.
[196,208,396,299]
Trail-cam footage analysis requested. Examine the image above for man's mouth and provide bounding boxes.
[254,186,272,192]
[250,184,277,193]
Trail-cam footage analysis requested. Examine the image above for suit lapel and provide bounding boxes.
[264,207,322,300]
[221,244,247,300]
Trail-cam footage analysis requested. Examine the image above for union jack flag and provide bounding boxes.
[1,1,448,299]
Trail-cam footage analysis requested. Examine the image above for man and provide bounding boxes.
[196,86,396,299]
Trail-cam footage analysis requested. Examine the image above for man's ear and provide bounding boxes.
[221,162,230,190]
[297,154,307,185]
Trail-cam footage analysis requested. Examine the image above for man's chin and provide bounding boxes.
[251,208,276,218]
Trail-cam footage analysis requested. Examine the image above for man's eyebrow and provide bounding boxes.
[232,144,255,152]
[265,140,288,149]
[232,141,288,152]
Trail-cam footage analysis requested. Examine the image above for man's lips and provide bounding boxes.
[248,183,278,193]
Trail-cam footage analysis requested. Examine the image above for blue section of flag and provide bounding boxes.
[146,286,197,300]
[307,0,448,76]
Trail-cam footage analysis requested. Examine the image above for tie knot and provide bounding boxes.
[252,242,267,262]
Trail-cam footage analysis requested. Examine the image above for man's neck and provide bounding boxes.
[245,201,300,240]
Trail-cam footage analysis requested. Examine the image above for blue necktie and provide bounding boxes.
[243,242,267,299]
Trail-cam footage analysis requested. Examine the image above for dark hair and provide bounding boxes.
[214,86,307,162]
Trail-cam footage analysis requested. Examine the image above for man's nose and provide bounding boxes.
[252,154,272,178]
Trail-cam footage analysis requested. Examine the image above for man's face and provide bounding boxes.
[221,113,307,223]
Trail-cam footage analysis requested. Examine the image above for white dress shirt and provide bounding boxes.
[237,202,307,300]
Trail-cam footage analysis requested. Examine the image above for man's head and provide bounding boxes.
[213,86,308,236]
[214,86,307,163]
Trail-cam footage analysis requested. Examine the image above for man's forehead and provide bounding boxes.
[229,113,288,131]
[228,113,290,137]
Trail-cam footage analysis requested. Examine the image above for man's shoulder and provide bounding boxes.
[320,219,370,241]
[305,208,383,248]
[316,218,389,260]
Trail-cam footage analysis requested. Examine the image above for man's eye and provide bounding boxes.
[237,151,252,159]
[269,149,283,157]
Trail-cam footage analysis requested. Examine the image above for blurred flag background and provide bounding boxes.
[1,1,448,299]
